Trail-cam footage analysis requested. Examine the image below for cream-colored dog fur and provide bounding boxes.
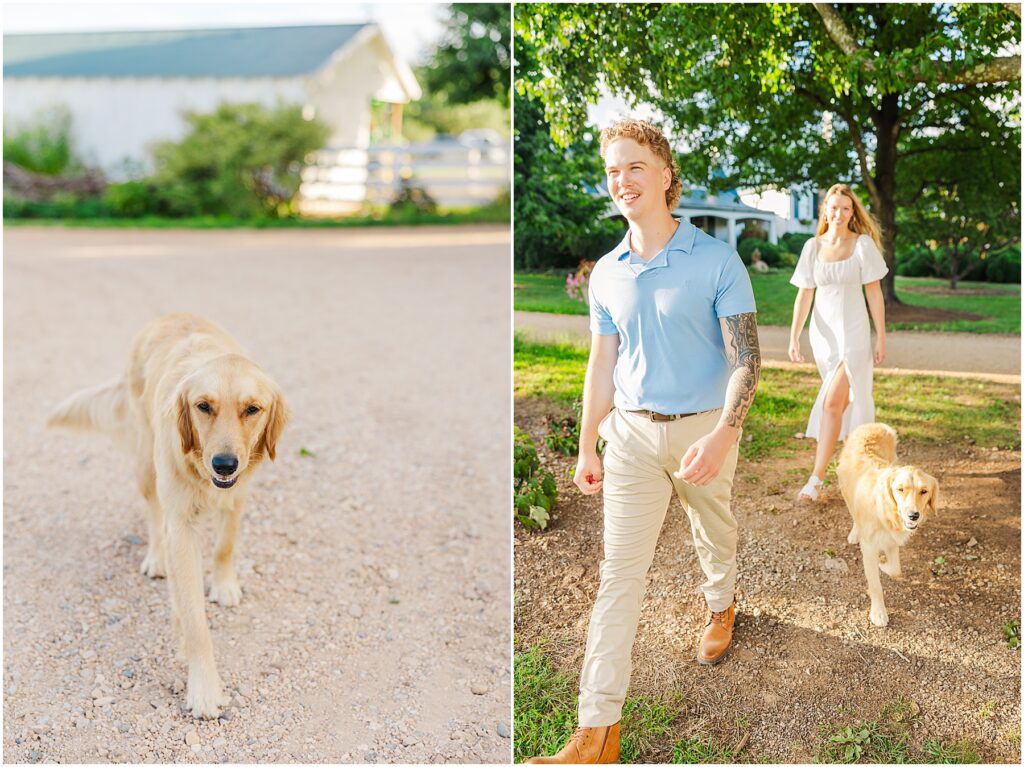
[49,313,289,718]
[837,423,938,628]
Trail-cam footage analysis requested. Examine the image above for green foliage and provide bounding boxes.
[922,739,982,764]
[420,3,511,108]
[389,177,438,216]
[985,247,1021,284]
[896,92,1020,288]
[670,737,735,764]
[1003,619,1020,649]
[513,645,576,763]
[780,231,813,256]
[514,427,557,530]
[544,399,604,457]
[517,3,1021,291]
[403,97,509,141]
[150,102,329,219]
[619,696,679,763]
[3,108,76,175]
[514,39,624,270]
[3,194,108,219]
[737,237,787,267]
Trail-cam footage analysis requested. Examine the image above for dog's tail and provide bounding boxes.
[847,422,899,464]
[47,377,133,445]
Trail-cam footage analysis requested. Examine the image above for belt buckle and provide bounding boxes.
[649,411,672,422]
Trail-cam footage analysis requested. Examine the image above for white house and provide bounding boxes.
[3,24,421,177]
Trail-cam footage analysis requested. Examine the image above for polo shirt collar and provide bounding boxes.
[616,219,697,271]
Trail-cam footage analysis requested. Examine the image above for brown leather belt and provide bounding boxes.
[625,409,699,422]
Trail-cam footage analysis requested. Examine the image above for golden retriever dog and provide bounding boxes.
[837,423,938,628]
[48,313,289,718]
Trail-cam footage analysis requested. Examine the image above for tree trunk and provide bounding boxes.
[874,94,901,306]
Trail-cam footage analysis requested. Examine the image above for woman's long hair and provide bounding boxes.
[816,184,882,247]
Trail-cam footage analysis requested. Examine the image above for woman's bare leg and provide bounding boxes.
[812,363,850,480]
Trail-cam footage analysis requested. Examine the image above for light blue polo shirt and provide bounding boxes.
[588,220,756,413]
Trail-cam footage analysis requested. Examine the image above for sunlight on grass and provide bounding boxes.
[515,271,1020,334]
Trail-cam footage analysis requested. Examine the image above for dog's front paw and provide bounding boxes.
[869,602,889,627]
[140,547,167,579]
[186,671,229,719]
[209,575,242,607]
[847,527,860,545]
[879,559,902,578]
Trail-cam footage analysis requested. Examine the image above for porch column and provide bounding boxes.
[727,217,737,251]
[768,217,778,244]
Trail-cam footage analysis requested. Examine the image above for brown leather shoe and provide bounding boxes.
[697,602,735,665]
[526,723,620,764]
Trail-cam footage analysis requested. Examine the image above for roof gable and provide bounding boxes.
[3,24,370,78]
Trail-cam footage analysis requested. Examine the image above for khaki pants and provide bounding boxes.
[578,408,740,727]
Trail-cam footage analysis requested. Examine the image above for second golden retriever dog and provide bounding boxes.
[837,422,938,628]
[48,313,289,718]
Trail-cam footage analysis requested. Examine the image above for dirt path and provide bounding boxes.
[516,311,1021,380]
[4,226,511,764]
[515,399,1021,763]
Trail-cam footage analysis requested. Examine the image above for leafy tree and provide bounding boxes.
[517,3,1021,303]
[151,102,329,218]
[3,107,77,176]
[896,92,1020,287]
[515,40,622,270]
[421,3,511,108]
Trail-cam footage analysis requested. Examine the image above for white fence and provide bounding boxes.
[298,136,509,216]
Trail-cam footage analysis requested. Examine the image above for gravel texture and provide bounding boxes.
[4,226,512,764]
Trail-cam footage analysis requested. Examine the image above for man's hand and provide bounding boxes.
[673,425,739,486]
[574,451,604,495]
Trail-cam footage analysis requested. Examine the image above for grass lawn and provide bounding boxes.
[514,644,983,763]
[515,271,1021,334]
[515,336,1021,461]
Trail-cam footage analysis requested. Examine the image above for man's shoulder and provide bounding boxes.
[689,225,738,261]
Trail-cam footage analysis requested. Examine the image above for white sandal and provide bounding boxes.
[798,475,823,501]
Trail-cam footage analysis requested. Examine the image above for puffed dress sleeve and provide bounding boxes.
[790,237,817,289]
[858,235,889,284]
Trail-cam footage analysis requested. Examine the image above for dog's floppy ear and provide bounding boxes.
[260,388,291,461]
[925,473,939,516]
[877,469,901,531]
[176,389,197,455]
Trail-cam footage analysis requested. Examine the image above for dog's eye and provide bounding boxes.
[244,405,261,416]
[196,402,212,414]
[920,489,928,495]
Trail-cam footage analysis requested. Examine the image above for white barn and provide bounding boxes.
[2,24,421,177]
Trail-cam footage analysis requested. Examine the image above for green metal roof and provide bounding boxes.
[3,25,370,78]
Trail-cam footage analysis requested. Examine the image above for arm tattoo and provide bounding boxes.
[721,312,761,429]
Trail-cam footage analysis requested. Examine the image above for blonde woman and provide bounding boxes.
[789,184,888,501]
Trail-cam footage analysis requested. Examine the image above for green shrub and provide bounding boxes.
[545,399,605,457]
[1003,618,1020,649]
[896,245,935,277]
[104,181,157,218]
[514,427,557,530]
[780,231,813,255]
[3,108,75,175]
[3,193,108,219]
[151,102,329,219]
[985,247,1021,284]
[737,237,786,267]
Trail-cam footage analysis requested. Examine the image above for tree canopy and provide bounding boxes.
[421,3,511,108]
[517,3,1021,300]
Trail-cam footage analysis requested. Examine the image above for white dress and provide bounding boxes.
[790,235,889,441]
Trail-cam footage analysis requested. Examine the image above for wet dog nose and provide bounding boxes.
[908,511,920,521]
[212,454,238,477]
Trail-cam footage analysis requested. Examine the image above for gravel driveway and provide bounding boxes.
[3,226,511,763]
